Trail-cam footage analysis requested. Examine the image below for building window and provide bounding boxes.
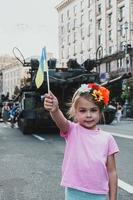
[81,55,84,63]
[88,0,92,8]
[80,14,84,26]
[108,13,112,26]
[60,37,64,47]
[81,27,85,40]
[109,46,112,54]
[87,24,92,36]
[73,5,77,16]
[98,34,101,45]
[67,35,70,45]
[119,24,125,37]
[73,31,77,43]
[119,6,125,21]
[98,19,101,30]
[73,18,77,30]
[62,62,64,67]
[87,41,90,51]
[80,42,84,54]
[67,22,70,32]
[73,45,77,56]
[109,30,112,41]
[80,0,84,12]
[108,0,112,8]
[61,50,64,59]
[88,10,92,22]
[117,59,119,69]
[61,26,64,34]
[98,49,103,59]
[67,10,70,19]
[120,41,124,51]
[90,39,93,50]
[61,14,64,23]
[98,4,101,14]
[67,47,70,58]
[106,62,111,72]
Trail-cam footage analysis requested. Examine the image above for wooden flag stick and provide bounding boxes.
[46,62,50,93]
[44,46,50,93]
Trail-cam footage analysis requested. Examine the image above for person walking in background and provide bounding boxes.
[116,102,123,123]
[2,102,10,123]
[9,103,19,128]
[44,83,119,200]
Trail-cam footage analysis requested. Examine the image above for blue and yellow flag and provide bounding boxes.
[35,47,46,88]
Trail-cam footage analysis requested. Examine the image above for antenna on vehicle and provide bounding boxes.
[12,47,31,66]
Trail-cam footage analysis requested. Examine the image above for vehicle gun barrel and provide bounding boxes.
[101,72,132,86]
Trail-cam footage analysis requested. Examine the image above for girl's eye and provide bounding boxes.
[91,108,98,112]
[79,109,86,113]
[79,108,99,113]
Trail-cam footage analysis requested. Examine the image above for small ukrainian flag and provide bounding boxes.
[35,47,46,88]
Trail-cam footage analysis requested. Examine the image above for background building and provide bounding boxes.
[0,56,23,99]
[56,0,133,74]
[2,63,22,98]
[0,51,54,99]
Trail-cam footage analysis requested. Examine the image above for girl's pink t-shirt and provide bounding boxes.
[60,121,119,194]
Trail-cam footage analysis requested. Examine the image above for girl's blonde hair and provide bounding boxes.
[67,91,101,120]
[67,83,110,120]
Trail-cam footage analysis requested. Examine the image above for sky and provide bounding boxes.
[0,0,61,59]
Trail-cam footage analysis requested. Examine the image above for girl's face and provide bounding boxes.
[74,97,100,130]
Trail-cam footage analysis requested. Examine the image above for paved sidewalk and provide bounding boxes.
[98,118,133,136]
[121,117,133,121]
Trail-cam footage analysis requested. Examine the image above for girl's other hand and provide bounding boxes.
[44,91,59,113]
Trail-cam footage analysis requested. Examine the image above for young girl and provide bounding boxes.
[44,83,119,200]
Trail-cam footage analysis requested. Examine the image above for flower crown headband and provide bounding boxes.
[73,83,110,108]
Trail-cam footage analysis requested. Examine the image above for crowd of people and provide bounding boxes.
[0,102,19,128]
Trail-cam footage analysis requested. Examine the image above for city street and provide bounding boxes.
[98,119,133,199]
[0,119,133,200]
[0,1,133,199]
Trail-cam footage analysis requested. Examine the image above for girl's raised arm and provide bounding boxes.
[44,92,69,132]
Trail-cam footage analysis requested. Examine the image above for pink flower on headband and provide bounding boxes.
[78,83,110,106]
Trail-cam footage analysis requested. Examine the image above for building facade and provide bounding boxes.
[2,64,22,98]
[56,0,133,75]
[0,58,24,99]
[0,51,54,99]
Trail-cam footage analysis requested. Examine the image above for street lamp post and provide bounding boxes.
[122,80,131,117]
[0,71,3,96]
[124,21,129,72]
[124,21,128,50]
[95,45,103,73]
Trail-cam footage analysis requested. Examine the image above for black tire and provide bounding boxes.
[104,112,116,124]
[18,117,35,134]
